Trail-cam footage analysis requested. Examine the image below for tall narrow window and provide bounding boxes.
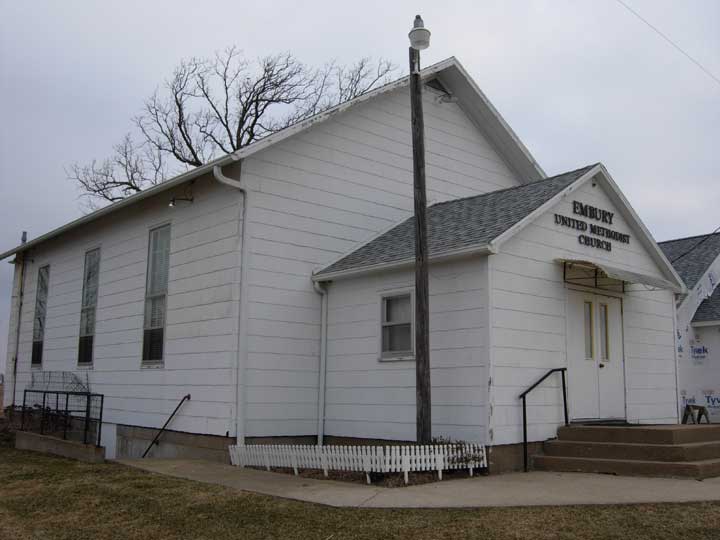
[78,248,100,366]
[583,301,594,360]
[381,293,412,358]
[32,265,50,367]
[599,303,609,361]
[143,225,171,364]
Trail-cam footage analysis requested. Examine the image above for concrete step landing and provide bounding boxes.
[534,424,720,479]
[534,455,720,479]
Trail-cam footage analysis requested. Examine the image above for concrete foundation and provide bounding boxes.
[245,435,318,445]
[15,430,105,463]
[487,442,544,473]
[116,425,234,463]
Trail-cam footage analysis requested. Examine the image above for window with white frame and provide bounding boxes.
[381,293,413,358]
[32,265,50,367]
[143,225,171,364]
[78,248,100,366]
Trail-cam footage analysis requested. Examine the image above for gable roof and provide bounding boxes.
[0,57,544,262]
[314,164,596,279]
[658,232,720,290]
[694,287,720,323]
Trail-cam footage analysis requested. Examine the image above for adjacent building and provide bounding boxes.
[660,233,720,422]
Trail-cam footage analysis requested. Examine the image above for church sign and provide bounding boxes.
[554,201,630,252]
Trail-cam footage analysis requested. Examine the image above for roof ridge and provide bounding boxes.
[658,231,720,245]
[428,163,599,210]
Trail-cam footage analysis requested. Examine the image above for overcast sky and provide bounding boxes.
[1,0,718,371]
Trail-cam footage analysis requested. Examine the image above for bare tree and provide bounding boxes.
[70,49,395,207]
[67,134,166,211]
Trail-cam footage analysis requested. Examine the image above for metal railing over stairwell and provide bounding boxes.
[518,368,569,472]
[142,394,191,458]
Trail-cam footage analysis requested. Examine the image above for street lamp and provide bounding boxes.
[408,15,432,444]
[409,15,431,51]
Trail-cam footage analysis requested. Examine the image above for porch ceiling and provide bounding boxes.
[557,258,679,292]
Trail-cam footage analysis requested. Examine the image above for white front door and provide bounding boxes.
[567,290,626,420]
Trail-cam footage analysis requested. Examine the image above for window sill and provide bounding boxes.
[76,364,94,370]
[141,362,164,369]
[379,355,415,362]
[30,365,43,370]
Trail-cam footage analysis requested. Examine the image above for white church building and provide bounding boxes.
[2,58,691,470]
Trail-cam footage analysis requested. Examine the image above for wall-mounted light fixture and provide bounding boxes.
[435,93,458,104]
[169,182,194,208]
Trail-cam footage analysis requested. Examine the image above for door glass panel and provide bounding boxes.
[583,301,594,360]
[599,303,609,360]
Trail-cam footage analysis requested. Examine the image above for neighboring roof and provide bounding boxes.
[0,57,544,262]
[694,286,720,323]
[658,232,720,290]
[314,164,596,278]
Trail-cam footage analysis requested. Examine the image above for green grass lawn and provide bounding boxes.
[1,446,719,540]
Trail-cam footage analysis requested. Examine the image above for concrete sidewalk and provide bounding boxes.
[118,458,720,508]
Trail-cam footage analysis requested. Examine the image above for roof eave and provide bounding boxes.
[0,59,459,262]
[0,152,239,261]
[312,243,493,282]
[489,164,602,252]
[488,163,686,295]
[691,319,720,327]
[437,59,545,183]
[2,56,544,260]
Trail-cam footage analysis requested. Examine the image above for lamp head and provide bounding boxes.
[409,15,430,50]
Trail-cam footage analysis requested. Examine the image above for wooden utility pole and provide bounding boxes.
[409,44,431,444]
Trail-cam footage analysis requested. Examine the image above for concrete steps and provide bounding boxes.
[555,424,720,445]
[534,455,720,479]
[534,425,720,479]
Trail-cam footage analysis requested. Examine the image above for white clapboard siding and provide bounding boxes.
[3,82,524,443]
[624,286,677,423]
[323,257,489,443]
[5,172,243,437]
[489,179,678,446]
[240,86,521,437]
[228,443,487,483]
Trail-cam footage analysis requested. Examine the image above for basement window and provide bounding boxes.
[381,293,413,359]
[143,225,171,365]
[32,265,50,368]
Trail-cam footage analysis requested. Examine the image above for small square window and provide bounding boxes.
[381,293,413,358]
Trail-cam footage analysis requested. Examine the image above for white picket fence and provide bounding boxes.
[228,443,486,484]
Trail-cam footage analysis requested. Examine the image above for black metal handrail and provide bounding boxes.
[519,368,568,472]
[142,394,191,458]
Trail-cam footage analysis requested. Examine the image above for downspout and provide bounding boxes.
[212,164,249,444]
[313,281,328,445]
[10,232,27,408]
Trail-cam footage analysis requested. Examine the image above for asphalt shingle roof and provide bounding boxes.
[694,287,720,323]
[316,164,597,277]
[658,232,720,290]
